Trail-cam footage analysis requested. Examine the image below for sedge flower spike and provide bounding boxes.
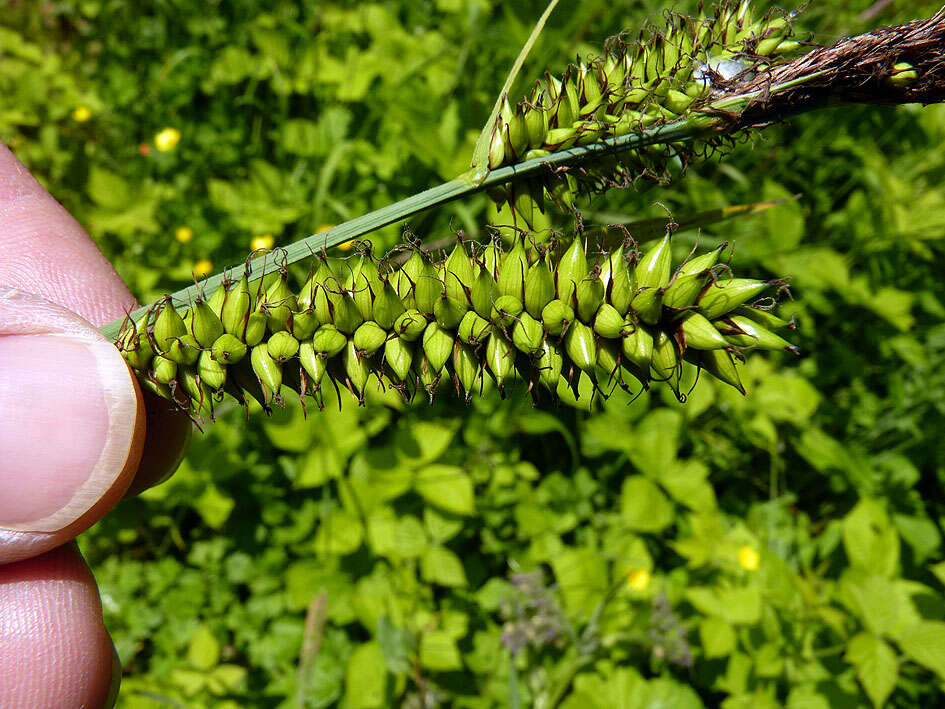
[115,229,798,419]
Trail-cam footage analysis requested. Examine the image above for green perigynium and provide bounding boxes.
[486,0,800,231]
[116,230,797,417]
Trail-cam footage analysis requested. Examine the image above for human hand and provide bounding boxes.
[0,142,192,707]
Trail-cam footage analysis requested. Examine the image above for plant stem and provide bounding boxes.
[100,11,945,341]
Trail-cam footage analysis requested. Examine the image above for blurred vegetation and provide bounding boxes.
[5,0,945,706]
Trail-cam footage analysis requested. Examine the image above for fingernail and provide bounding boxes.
[0,334,138,532]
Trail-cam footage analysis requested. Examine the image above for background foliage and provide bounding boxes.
[5,0,945,706]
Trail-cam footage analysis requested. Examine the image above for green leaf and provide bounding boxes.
[642,677,705,709]
[685,587,762,625]
[621,476,674,533]
[377,617,412,675]
[551,548,609,618]
[838,571,903,636]
[785,684,831,709]
[414,464,475,516]
[187,625,220,671]
[843,499,899,577]
[419,631,463,671]
[845,632,898,708]
[194,484,234,530]
[699,616,736,658]
[313,510,364,556]
[87,165,132,209]
[421,545,468,588]
[345,641,387,709]
[896,621,945,680]
[627,409,681,478]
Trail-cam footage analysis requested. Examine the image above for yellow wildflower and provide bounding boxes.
[154,127,181,152]
[194,259,213,277]
[737,545,761,571]
[175,226,194,243]
[72,106,92,122]
[251,234,275,250]
[626,568,651,591]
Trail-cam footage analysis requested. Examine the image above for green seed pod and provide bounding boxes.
[524,259,555,319]
[118,320,153,370]
[434,291,468,329]
[414,354,440,392]
[576,277,605,323]
[662,272,708,310]
[622,323,654,373]
[512,312,544,355]
[650,330,679,381]
[262,275,298,333]
[207,284,228,317]
[384,337,413,381]
[251,345,282,405]
[692,348,745,394]
[422,322,454,373]
[165,333,200,366]
[679,312,729,350]
[556,238,588,304]
[698,278,771,319]
[298,341,326,388]
[597,338,622,378]
[453,343,481,398]
[631,287,662,325]
[222,276,253,338]
[180,368,212,416]
[350,253,382,322]
[497,238,528,300]
[330,293,364,335]
[635,234,673,290]
[486,333,515,387]
[393,309,427,342]
[353,321,388,356]
[602,246,635,316]
[443,244,475,305]
[537,341,563,391]
[372,281,405,330]
[718,315,800,353]
[151,355,178,385]
[189,300,225,348]
[734,306,794,331]
[480,240,501,280]
[268,331,301,362]
[343,340,371,397]
[470,270,495,319]
[458,311,492,346]
[675,244,725,278]
[289,310,318,341]
[593,303,624,339]
[153,300,187,355]
[413,262,441,316]
[541,299,574,336]
[211,333,247,364]
[488,122,505,169]
[312,269,340,327]
[564,319,597,373]
[298,260,330,311]
[244,311,268,347]
[198,349,227,390]
[312,325,348,358]
[492,294,524,328]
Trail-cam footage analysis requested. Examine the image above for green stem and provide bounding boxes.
[99,72,822,341]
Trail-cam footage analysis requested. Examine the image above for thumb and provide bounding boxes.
[0,286,145,564]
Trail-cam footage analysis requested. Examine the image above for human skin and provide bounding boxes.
[0,142,192,707]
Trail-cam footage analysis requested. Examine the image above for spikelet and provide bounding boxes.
[116,229,797,417]
[486,1,801,231]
